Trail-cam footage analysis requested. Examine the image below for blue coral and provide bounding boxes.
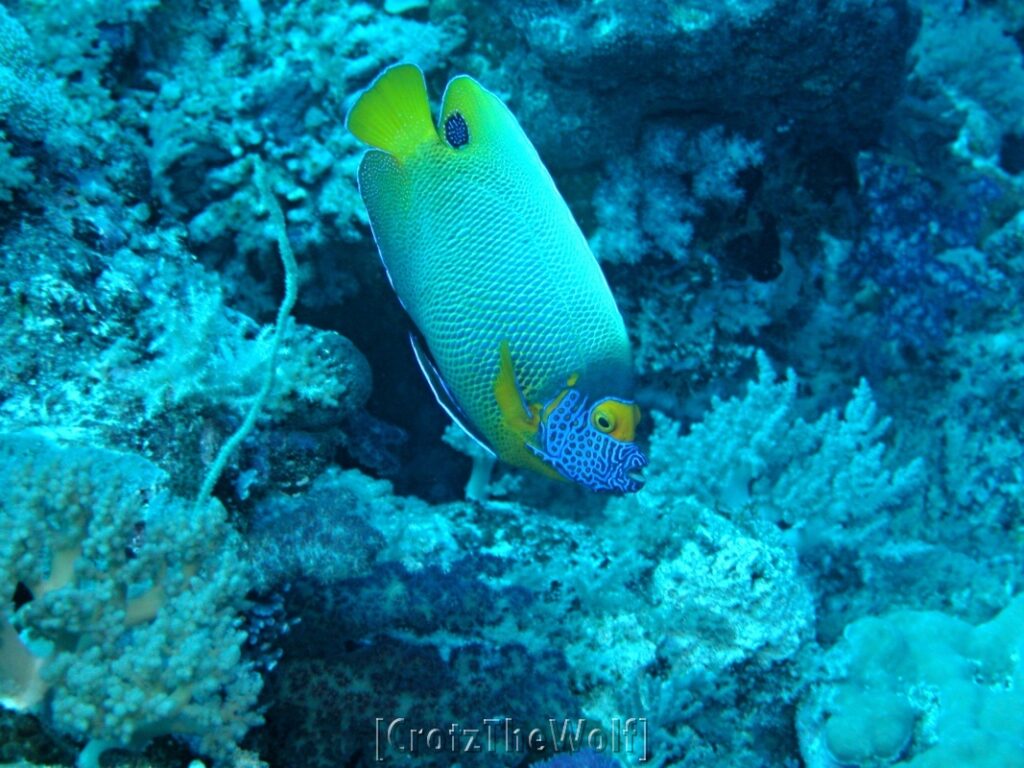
[847,152,1002,354]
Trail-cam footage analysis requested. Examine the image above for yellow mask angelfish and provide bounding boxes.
[347,64,646,492]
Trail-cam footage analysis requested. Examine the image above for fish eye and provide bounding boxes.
[593,409,616,433]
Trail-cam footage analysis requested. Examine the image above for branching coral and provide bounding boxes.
[590,125,762,265]
[0,5,68,143]
[912,4,1024,161]
[644,352,926,559]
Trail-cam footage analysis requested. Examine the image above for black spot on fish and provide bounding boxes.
[445,112,469,149]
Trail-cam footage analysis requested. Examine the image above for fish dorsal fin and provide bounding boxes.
[409,332,496,457]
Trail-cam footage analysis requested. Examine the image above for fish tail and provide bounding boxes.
[346,63,437,158]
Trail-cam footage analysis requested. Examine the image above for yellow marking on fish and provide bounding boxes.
[493,340,562,480]
[591,399,642,442]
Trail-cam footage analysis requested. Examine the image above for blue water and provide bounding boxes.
[1,1,1022,766]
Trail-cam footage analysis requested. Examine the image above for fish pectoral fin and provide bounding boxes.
[410,332,495,457]
[493,340,539,436]
[491,341,567,482]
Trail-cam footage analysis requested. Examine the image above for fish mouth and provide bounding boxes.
[626,469,646,489]
[618,449,648,493]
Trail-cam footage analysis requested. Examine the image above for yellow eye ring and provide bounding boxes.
[593,409,616,433]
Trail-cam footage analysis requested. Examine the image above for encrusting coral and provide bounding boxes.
[798,595,1024,768]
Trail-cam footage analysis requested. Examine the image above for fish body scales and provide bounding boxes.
[401,145,629,447]
[349,65,638,479]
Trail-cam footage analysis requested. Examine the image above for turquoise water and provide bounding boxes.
[0,1,1022,766]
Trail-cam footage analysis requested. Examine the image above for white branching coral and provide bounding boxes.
[645,352,926,560]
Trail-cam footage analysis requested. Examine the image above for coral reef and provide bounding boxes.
[460,0,918,170]
[242,358,932,766]
[798,596,1024,768]
[0,0,1022,766]
[0,433,261,767]
[590,126,764,266]
[537,750,624,768]
[843,152,1003,358]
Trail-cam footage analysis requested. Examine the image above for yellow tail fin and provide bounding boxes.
[346,64,437,158]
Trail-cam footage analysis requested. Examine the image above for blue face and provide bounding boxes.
[528,390,647,493]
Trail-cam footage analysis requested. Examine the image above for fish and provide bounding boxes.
[347,63,647,492]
